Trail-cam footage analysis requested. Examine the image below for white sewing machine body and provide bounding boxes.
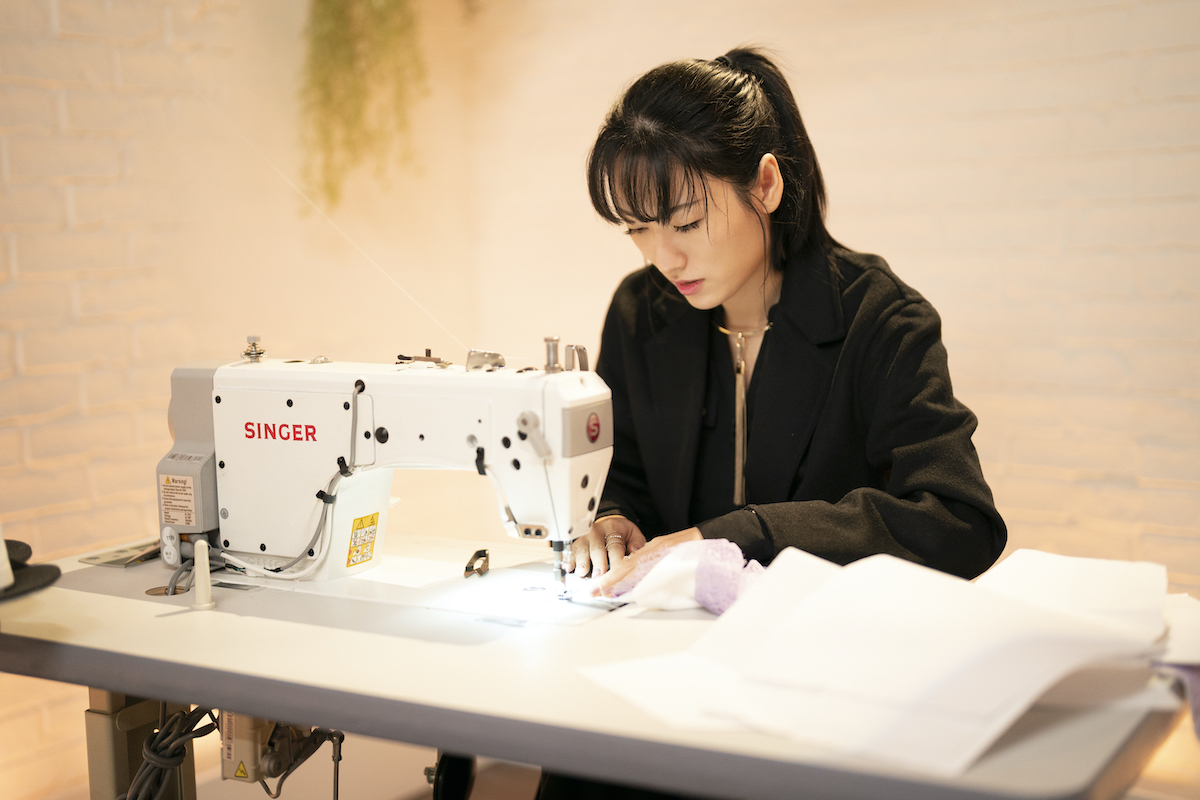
[156,343,613,583]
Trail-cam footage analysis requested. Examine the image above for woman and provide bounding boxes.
[570,47,1006,594]
[539,47,1006,800]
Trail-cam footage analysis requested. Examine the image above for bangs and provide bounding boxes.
[588,129,708,227]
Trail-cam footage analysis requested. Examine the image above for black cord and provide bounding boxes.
[118,706,218,800]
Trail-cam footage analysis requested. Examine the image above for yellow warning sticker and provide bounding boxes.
[235,762,248,779]
[346,512,379,567]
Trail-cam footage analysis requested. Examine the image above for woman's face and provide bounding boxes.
[620,161,781,324]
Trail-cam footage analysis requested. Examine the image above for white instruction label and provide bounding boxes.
[160,474,195,526]
[221,710,234,762]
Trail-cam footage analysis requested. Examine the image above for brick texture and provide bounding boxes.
[17,231,126,276]
[65,90,166,133]
[7,134,123,181]
[0,186,65,227]
[20,322,131,373]
[83,365,169,412]
[0,0,52,37]
[0,86,58,132]
[0,464,90,520]
[77,274,168,321]
[57,0,164,44]
[0,331,13,379]
[0,426,21,467]
[0,42,113,86]
[73,184,177,227]
[0,373,80,424]
[25,412,137,461]
[0,282,71,328]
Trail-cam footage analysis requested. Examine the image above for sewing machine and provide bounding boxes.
[155,336,613,586]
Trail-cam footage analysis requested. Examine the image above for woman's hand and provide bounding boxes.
[592,527,703,596]
[569,516,646,578]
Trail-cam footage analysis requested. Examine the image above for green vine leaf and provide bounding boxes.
[301,0,426,208]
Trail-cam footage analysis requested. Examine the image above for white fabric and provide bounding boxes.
[627,547,703,611]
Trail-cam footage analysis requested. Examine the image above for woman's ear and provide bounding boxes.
[753,153,784,214]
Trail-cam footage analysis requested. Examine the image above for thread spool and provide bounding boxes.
[192,539,217,611]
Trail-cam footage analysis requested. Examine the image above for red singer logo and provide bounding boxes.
[586,412,601,443]
[245,422,317,441]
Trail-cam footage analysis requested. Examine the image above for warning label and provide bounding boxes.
[159,474,195,526]
[235,762,248,779]
[346,512,379,568]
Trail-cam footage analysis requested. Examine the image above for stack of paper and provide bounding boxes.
[582,548,1186,777]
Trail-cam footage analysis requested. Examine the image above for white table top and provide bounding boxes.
[0,534,1182,800]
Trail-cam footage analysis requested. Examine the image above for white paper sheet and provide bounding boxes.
[1162,593,1200,664]
[976,549,1168,640]
[581,547,1173,777]
[689,547,840,671]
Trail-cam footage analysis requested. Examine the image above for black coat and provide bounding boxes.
[594,246,1007,580]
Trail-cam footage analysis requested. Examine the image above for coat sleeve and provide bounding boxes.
[593,277,666,536]
[697,293,1007,580]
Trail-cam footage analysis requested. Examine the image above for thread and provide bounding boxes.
[207,103,469,355]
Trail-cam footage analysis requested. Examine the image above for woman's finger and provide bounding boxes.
[605,531,626,570]
[589,535,609,576]
[594,554,637,595]
[627,529,648,553]
[571,538,591,577]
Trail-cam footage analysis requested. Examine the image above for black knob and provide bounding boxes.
[375,427,389,443]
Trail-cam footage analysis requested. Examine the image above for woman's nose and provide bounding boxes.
[654,234,685,271]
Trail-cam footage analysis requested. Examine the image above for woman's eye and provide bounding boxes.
[623,227,646,236]
[674,220,701,233]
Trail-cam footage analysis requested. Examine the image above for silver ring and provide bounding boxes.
[604,534,622,545]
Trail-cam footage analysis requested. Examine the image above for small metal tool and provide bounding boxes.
[464,549,489,578]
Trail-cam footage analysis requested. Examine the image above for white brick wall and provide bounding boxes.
[0,1,479,796]
[1,0,1197,797]
[1,3,245,797]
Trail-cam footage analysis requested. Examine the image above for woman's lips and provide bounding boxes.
[675,279,703,296]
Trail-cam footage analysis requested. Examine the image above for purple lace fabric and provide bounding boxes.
[693,540,765,614]
[609,538,764,615]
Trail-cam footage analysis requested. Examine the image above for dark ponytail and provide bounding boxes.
[587,47,836,269]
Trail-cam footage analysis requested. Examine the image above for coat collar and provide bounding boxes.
[640,247,847,525]
[645,246,846,345]
[774,246,846,346]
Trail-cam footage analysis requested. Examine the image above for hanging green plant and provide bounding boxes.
[300,0,426,207]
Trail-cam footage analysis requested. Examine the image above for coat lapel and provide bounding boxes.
[641,292,709,531]
[634,247,847,524]
[746,249,847,502]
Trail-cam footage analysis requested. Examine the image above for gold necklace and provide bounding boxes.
[715,321,772,505]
